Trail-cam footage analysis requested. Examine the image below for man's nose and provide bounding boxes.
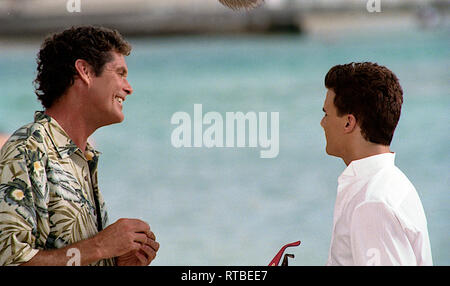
[124,79,133,95]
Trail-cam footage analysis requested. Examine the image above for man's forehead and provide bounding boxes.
[324,89,335,105]
[106,52,127,69]
[326,88,335,98]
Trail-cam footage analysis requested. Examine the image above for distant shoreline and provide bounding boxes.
[0,1,448,38]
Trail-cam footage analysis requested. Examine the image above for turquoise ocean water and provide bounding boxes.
[0,27,449,265]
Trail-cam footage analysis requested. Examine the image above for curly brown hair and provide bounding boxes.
[34,26,132,108]
[324,62,403,146]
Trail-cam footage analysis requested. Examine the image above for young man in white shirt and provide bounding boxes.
[320,62,432,266]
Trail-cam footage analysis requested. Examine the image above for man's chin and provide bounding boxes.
[113,116,125,125]
[116,114,125,123]
[100,114,124,128]
[325,147,339,158]
[114,111,125,123]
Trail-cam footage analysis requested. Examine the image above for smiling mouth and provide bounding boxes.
[115,96,124,104]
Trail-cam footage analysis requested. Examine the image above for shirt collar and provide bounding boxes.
[339,152,396,180]
[34,111,100,160]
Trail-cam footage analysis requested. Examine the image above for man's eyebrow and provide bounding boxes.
[116,66,128,75]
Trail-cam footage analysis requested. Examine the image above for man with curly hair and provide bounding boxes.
[321,62,432,265]
[0,26,159,266]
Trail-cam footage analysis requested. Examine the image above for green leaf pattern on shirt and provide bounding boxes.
[0,111,114,266]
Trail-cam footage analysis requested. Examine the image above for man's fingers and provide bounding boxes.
[140,244,157,263]
[136,234,159,251]
[146,239,159,252]
[115,218,158,258]
[135,250,148,265]
[134,232,148,244]
[129,219,151,233]
[137,230,156,242]
[134,233,159,254]
[118,218,150,234]
[117,218,157,240]
[136,231,154,240]
[146,230,156,241]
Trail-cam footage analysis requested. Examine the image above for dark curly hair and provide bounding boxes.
[34,26,132,108]
[324,62,403,146]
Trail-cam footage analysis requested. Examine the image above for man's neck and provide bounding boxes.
[342,142,391,166]
[45,103,95,153]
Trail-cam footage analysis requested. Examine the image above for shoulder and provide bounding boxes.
[349,163,428,234]
[363,165,416,209]
[352,200,397,223]
[0,121,48,164]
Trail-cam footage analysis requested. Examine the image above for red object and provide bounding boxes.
[268,241,301,266]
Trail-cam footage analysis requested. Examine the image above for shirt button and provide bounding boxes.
[84,175,88,181]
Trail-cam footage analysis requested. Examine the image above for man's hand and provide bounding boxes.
[20,218,159,266]
[116,248,156,266]
[116,230,159,266]
[95,218,160,265]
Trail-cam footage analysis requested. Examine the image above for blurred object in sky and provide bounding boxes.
[218,0,265,10]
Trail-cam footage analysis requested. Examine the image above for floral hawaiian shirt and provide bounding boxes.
[0,111,114,266]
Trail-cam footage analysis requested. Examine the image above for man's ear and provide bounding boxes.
[343,114,357,134]
[74,59,93,86]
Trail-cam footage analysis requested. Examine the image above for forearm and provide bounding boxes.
[20,236,104,266]
[18,218,159,266]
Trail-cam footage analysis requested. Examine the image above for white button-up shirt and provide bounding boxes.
[326,153,433,266]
